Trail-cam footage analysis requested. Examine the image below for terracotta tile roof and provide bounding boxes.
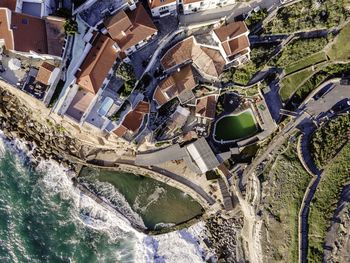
[76,34,118,94]
[104,3,157,52]
[0,8,14,50]
[0,8,65,56]
[113,125,128,137]
[0,0,16,11]
[154,87,168,106]
[122,110,144,132]
[154,65,197,107]
[222,34,250,57]
[195,95,217,119]
[65,90,95,122]
[192,46,225,78]
[213,21,250,58]
[160,37,193,69]
[134,100,150,114]
[11,11,48,54]
[149,0,176,9]
[104,10,132,41]
[35,62,55,85]
[45,16,66,57]
[114,100,149,136]
[160,36,225,78]
[213,21,248,42]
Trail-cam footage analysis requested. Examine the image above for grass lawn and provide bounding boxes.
[214,110,257,141]
[284,52,327,75]
[327,22,350,60]
[280,68,314,102]
[308,141,350,263]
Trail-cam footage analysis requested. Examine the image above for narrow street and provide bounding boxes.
[179,0,281,26]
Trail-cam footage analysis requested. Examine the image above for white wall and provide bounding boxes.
[151,2,177,17]
[183,0,235,15]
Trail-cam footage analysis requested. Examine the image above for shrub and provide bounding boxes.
[64,19,78,35]
[116,62,136,82]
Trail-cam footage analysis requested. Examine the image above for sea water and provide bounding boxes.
[78,168,204,230]
[0,134,210,262]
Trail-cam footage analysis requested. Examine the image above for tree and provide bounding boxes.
[116,63,135,82]
[64,19,78,35]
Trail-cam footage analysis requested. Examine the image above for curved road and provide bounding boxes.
[243,80,350,263]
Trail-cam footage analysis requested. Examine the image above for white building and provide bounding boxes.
[181,0,235,15]
[148,0,177,17]
[212,21,250,65]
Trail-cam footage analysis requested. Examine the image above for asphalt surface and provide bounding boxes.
[244,80,350,263]
[179,0,280,25]
[245,82,350,178]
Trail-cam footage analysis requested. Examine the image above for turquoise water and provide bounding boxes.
[78,168,204,230]
[0,135,207,262]
[0,141,143,262]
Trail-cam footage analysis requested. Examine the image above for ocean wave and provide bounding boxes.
[78,179,147,230]
[0,131,211,263]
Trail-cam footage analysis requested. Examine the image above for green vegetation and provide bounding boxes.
[327,22,350,60]
[310,114,350,168]
[205,170,221,180]
[277,20,350,104]
[245,8,268,28]
[221,45,276,85]
[64,19,78,35]
[109,101,130,122]
[116,63,136,98]
[280,68,314,102]
[308,141,350,262]
[284,52,327,75]
[265,0,350,34]
[289,62,350,106]
[260,140,311,262]
[48,80,65,108]
[215,95,225,115]
[273,37,329,68]
[214,110,257,141]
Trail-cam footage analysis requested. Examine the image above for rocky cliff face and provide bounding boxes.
[205,214,245,263]
[0,88,109,169]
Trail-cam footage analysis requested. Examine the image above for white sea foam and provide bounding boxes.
[134,186,166,214]
[0,133,211,263]
[81,179,146,229]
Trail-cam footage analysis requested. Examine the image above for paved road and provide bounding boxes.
[243,80,350,263]
[179,0,280,26]
[244,82,350,178]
